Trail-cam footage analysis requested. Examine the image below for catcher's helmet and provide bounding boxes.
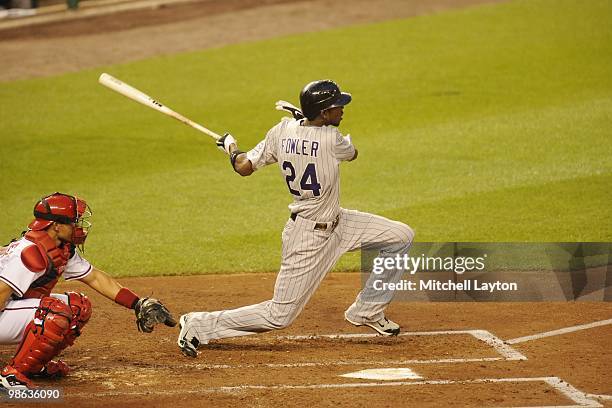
[28,192,92,247]
[299,80,352,121]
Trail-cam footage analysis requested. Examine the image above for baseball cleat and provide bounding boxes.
[345,314,401,336]
[177,314,199,358]
[1,366,33,390]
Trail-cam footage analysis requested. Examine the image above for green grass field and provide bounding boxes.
[1,0,610,276]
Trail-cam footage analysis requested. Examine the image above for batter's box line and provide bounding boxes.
[180,330,525,369]
[273,329,527,363]
[214,377,602,408]
[182,357,507,370]
[68,377,602,407]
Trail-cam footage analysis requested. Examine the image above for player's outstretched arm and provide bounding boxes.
[79,267,123,300]
[231,151,254,176]
[216,133,254,176]
[79,268,176,332]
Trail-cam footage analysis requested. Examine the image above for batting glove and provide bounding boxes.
[216,133,236,155]
[275,100,304,120]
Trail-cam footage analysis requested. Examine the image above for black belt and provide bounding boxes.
[290,213,339,231]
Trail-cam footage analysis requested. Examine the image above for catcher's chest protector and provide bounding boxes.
[21,231,72,299]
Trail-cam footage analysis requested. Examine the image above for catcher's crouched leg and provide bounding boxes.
[2,297,72,386]
[38,292,92,378]
[3,294,92,383]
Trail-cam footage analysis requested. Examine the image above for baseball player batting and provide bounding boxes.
[0,193,176,391]
[178,80,414,357]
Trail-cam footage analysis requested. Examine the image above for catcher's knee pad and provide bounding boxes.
[10,297,72,376]
[64,291,92,345]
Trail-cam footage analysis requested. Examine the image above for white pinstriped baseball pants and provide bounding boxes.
[185,208,414,344]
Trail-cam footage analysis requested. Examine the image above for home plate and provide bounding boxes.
[340,368,422,380]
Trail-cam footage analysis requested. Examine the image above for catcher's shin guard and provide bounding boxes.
[62,292,92,346]
[8,297,72,377]
[36,292,94,378]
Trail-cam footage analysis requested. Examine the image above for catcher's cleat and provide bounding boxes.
[37,360,70,378]
[177,314,199,358]
[1,366,34,390]
[345,314,401,336]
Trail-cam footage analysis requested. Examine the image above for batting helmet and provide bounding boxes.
[299,80,352,121]
[28,193,92,246]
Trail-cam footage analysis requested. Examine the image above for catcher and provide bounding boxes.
[0,192,176,391]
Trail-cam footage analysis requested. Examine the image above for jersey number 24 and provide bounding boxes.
[282,161,321,197]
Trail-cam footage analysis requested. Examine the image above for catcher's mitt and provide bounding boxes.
[134,297,177,333]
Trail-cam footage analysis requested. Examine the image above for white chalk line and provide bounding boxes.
[506,319,612,344]
[543,377,602,407]
[586,394,612,401]
[70,357,507,381]
[279,329,487,340]
[67,331,603,406]
[67,376,602,407]
[470,329,527,360]
[278,329,527,361]
[181,356,505,370]
[70,329,525,378]
[69,328,605,405]
[88,330,524,371]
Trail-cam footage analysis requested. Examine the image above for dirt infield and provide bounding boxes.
[1,273,610,407]
[0,0,505,81]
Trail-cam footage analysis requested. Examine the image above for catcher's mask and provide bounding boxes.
[28,192,92,251]
[299,79,352,121]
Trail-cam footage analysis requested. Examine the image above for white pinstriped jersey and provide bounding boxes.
[183,115,414,346]
[246,117,355,222]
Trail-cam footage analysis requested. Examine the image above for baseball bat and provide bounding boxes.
[98,73,221,141]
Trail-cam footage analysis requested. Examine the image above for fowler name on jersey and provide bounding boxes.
[280,138,320,157]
